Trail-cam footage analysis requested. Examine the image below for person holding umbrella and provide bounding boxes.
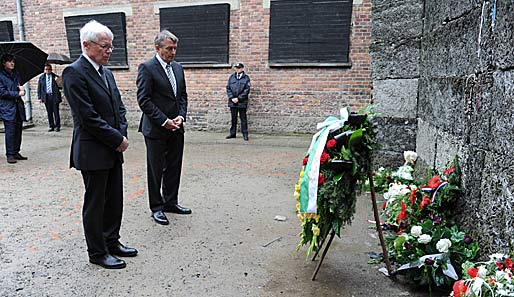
[0,53,27,164]
[37,64,62,132]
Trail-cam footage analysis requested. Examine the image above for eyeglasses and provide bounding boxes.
[89,40,114,51]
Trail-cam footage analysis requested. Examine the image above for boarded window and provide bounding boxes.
[0,21,14,41]
[160,4,230,64]
[64,13,128,68]
[269,0,353,65]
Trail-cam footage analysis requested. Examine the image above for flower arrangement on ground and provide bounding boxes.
[378,154,480,291]
[451,253,514,297]
[294,106,377,257]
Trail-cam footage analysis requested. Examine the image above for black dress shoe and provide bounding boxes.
[163,204,192,215]
[14,153,27,160]
[108,243,138,257]
[243,136,249,141]
[6,156,17,164]
[89,254,126,269]
[55,127,61,132]
[152,210,169,225]
[48,128,54,132]
[225,135,236,139]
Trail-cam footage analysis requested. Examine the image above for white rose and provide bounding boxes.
[411,226,423,237]
[404,151,418,165]
[418,234,432,244]
[478,265,487,278]
[436,238,452,253]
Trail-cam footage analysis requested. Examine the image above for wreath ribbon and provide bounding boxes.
[299,107,349,214]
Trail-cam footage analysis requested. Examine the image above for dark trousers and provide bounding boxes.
[80,159,123,258]
[44,94,60,129]
[144,132,184,212]
[3,111,23,157]
[229,107,248,137]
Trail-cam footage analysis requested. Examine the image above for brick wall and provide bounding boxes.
[1,0,372,134]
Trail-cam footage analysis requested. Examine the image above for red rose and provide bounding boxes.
[453,280,468,297]
[496,262,504,270]
[320,151,330,165]
[488,277,496,285]
[302,156,309,166]
[326,139,337,149]
[381,201,387,210]
[505,258,513,270]
[468,267,478,278]
[318,173,325,186]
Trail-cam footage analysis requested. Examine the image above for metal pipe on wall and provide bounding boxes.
[16,0,32,121]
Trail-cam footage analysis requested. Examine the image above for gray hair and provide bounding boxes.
[154,30,179,47]
[80,20,114,52]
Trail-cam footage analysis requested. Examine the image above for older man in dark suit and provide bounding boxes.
[62,20,137,269]
[38,64,62,132]
[136,30,191,226]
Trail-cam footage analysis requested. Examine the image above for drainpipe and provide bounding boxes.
[16,0,32,122]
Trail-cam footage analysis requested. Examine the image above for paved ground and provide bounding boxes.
[0,125,438,296]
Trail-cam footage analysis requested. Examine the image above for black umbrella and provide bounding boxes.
[47,52,72,65]
[0,41,48,85]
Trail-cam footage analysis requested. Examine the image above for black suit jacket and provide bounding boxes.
[62,55,128,171]
[37,73,62,103]
[136,57,187,139]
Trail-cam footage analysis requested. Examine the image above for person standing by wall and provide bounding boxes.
[0,54,27,164]
[136,30,191,226]
[62,20,137,269]
[37,64,62,132]
[226,63,251,141]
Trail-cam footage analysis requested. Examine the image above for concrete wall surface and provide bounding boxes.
[372,0,514,255]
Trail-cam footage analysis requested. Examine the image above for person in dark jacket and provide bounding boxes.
[37,64,62,132]
[226,63,251,141]
[0,54,27,164]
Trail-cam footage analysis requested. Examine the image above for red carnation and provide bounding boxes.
[420,196,431,210]
[427,176,444,188]
[397,201,407,224]
[318,173,325,186]
[302,156,309,166]
[453,280,468,297]
[468,267,478,278]
[326,139,337,149]
[409,190,417,207]
[443,165,455,175]
[320,151,330,165]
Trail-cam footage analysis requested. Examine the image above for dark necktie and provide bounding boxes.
[165,64,177,96]
[98,66,109,89]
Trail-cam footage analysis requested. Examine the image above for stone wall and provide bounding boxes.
[372,0,514,255]
[0,0,372,134]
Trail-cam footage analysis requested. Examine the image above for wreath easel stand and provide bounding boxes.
[309,149,393,280]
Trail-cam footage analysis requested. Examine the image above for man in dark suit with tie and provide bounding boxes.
[136,30,191,226]
[37,64,62,132]
[62,20,137,269]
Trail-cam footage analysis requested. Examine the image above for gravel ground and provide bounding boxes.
[0,125,440,296]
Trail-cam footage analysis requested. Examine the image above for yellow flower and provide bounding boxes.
[311,224,320,236]
[314,214,320,223]
[295,184,300,193]
[299,170,304,177]
[296,203,300,211]
[294,191,300,201]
